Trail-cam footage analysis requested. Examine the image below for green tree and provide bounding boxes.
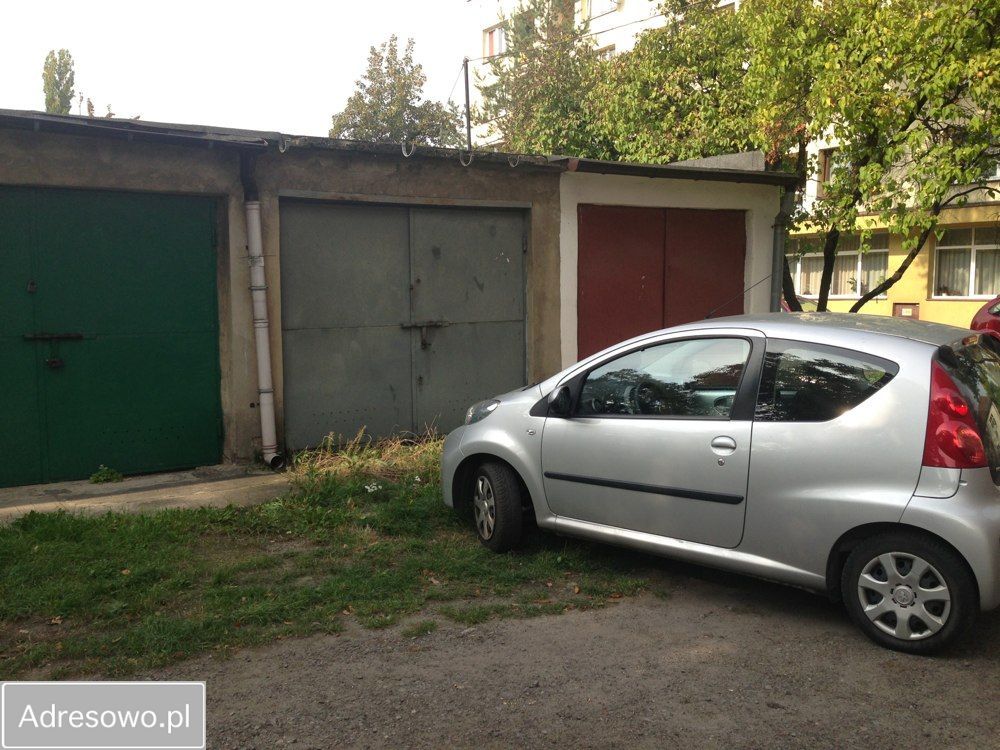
[42,49,75,115]
[590,0,755,164]
[479,0,611,156]
[331,35,464,148]
[590,0,998,311]
[743,0,999,311]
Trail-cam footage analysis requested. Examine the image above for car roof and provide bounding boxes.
[670,312,970,347]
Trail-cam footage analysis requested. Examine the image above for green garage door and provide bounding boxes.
[0,187,222,487]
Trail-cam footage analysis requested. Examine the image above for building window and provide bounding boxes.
[596,44,616,59]
[483,24,506,58]
[790,233,889,298]
[934,227,1000,298]
[577,0,623,20]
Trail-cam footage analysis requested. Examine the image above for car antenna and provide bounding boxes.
[704,274,773,319]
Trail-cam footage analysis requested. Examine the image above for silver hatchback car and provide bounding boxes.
[441,313,1000,653]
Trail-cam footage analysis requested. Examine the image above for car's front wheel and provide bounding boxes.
[842,532,977,654]
[471,462,523,553]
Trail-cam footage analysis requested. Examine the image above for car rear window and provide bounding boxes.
[937,334,1000,482]
[755,339,898,422]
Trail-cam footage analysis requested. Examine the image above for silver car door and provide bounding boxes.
[540,334,764,549]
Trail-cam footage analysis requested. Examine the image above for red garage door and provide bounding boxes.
[577,205,746,359]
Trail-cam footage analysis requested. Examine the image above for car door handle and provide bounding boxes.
[711,436,737,455]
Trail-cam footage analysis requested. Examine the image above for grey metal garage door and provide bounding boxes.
[280,201,526,448]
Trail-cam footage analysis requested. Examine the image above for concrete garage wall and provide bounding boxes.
[251,148,563,444]
[0,127,563,462]
[0,128,258,464]
[559,171,782,368]
[1,120,782,468]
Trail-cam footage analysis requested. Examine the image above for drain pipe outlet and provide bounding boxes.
[245,199,283,469]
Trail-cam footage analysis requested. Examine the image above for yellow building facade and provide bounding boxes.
[790,203,1000,328]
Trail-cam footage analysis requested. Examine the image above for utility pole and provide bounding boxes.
[463,57,472,152]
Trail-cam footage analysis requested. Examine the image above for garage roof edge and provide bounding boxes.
[0,109,275,148]
[551,156,799,187]
[0,109,796,185]
[0,109,558,168]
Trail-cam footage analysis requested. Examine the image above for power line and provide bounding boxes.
[445,60,466,105]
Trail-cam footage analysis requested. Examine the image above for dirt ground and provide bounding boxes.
[157,556,1000,749]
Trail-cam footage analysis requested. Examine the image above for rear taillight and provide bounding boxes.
[923,361,987,468]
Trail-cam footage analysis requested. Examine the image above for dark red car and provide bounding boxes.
[971,296,1000,334]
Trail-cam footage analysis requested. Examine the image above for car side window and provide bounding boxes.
[576,338,751,418]
[755,340,898,422]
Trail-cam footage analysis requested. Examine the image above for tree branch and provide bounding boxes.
[782,255,802,312]
[940,183,998,209]
[816,227,841,311]
[849,218,937,313]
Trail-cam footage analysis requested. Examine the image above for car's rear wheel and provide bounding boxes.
[842,532,977,654]
[472,462,523,553]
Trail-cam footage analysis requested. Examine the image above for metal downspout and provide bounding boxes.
[241,151,283,469]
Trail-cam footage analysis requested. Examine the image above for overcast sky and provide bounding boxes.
[1,1,486,135]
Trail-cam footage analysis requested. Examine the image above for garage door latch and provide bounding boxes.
[400,320,450,349]
[23,332,85,341]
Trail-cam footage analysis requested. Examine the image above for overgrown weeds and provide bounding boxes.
[292,429,442,487]
[89,465,124,484]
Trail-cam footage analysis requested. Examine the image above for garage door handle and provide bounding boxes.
[401,321,450,350]
[23,332,86,341]
[400,321,450,329]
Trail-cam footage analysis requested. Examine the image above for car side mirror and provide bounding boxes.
[548,385,573,417]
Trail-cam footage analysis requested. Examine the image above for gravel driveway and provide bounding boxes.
[158,556,1000,749]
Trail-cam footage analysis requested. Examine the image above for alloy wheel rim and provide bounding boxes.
[473,475,496,540]
[857,551,951,640]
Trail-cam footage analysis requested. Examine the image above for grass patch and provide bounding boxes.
[1,434,647,679]
[401,619,438,638]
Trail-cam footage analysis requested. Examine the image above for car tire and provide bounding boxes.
[841,531,977,654]
[471,462,523,553]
